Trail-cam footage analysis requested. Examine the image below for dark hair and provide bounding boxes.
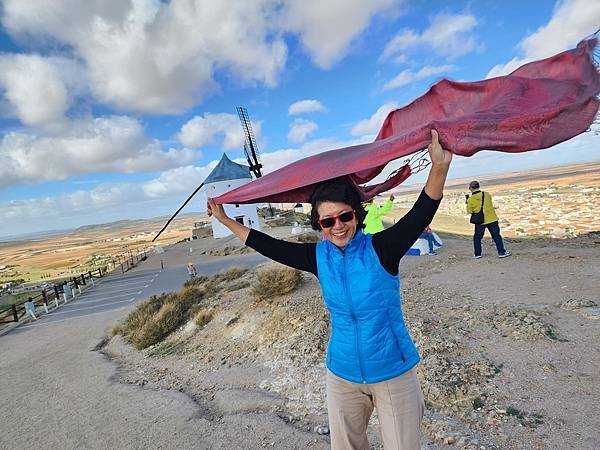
[309,179,367,231]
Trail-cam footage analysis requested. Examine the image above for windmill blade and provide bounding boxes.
[237,106,263,178]
[152,183,204,242]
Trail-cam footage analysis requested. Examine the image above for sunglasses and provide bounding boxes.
[317,210,355,229]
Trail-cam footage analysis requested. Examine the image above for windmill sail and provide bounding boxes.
[237,107,263,178]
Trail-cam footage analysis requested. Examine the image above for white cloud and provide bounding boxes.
[178,113,260,150]
[382,13,478,60]
[351,102,399,136]
[142,165,215,198]
[287,118,318,143]
[1,0,399,114]
[383,65,455,91]
[0,54,80,127]
[288,99,326,115]
[0,115,199,189]
[487,0,600,77]
[282,0,399,68]
[2,0,287,114]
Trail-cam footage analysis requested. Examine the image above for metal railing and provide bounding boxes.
[0,248,148,325]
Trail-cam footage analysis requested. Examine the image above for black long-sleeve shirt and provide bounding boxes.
[245,189,441,277]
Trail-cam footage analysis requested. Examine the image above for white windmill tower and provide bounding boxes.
[203,153,261,238]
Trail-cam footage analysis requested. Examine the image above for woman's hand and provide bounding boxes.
[207,198,228,222]
[424,129,451,200]
[428,129,452,167]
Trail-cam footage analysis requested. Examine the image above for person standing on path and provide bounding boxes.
[363,195,395,234]
[207,129,451,449]
[465,181,511,259]
[187,262,197,279]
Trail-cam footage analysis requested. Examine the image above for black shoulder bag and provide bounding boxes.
[469,191,485,225]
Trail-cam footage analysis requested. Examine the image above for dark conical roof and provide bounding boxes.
[204,153,251,184]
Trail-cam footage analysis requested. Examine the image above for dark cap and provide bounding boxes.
[469,180,480,189]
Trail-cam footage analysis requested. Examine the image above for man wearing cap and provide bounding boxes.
[465,181,511,259]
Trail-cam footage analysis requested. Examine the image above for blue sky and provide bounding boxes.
[0,0,599,237]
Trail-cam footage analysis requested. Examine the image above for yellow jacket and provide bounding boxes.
[364,199,393,234]
[466,191,498,225]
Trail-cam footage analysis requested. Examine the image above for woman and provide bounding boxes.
[207,130,451,449]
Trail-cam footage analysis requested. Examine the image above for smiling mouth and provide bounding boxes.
[332,230,348,238]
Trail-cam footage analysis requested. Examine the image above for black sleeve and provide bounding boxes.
[371,189,441,275]
[245,229,318,277]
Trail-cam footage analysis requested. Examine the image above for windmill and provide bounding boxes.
[152,107,264,242]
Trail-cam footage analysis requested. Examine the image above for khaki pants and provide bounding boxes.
[326,368,424,450]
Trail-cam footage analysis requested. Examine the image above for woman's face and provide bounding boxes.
[317,200,357,249]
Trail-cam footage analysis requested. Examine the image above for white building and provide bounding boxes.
[204,153,261,239]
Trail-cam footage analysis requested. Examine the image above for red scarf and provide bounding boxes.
[216,35,599,204]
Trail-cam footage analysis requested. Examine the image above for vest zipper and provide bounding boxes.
[342,253,366,383]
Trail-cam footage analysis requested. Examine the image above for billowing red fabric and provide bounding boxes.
[216,36,599,205]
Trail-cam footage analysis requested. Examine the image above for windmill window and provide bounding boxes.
[234,216,244,224]
[228,184,231,188]
[235,204,239,208]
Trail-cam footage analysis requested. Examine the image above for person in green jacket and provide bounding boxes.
[466,180,511,259]
[363,194,394,234]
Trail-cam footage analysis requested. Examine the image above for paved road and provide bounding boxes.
[0,245,268,450]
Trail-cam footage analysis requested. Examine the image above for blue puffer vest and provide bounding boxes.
[316,230,420,383]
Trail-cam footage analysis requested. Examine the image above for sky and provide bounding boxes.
[0,0,599,238]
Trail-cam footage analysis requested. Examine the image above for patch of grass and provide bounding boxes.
[146,340,185,357]
[115,287,203,350]
[296,233,320,243]
[252,266,302,301]
[545,326,568,342]
[506,406,524,419]
[472,397,485,409]
[506,406,544,428]
[219,267,247,282]
[195,309,214,327]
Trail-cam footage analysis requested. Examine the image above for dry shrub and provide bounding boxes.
[252,266,302,301]
[117,287,203,350]
[184,275,209,288]
[195,308,214,327]
[219,267,247,282]
[296,233,320,243]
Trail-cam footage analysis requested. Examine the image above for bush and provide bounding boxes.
[252,266,302,301]
[116,287,203,350]
[195,308,214,327]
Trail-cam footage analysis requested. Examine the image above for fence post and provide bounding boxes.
[89,270,94,286]
[161,259,164,270]
[53,285,60,308]
[42,290,49,314]
[121,263,125,274]
[72,277,80,296]
[11,304,18,322]
[80,273,86,286]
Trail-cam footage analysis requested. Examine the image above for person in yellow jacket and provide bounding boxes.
[363,195,394,234]
[466,181,511,259]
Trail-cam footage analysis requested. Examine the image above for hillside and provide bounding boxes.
[104,232,600,449]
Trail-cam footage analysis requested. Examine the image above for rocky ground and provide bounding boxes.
[103,232,600,449]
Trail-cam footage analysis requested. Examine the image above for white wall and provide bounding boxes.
[205,178,261,239]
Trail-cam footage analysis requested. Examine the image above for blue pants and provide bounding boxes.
[473,221,506,256]
[419,231,436,253]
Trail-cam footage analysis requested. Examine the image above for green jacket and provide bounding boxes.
[364,199,393,234]
[466,191,498,225]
